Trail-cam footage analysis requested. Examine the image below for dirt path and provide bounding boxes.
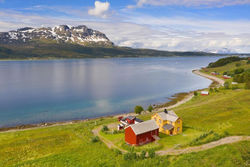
[92,125,250,156]
[92,123,128,153]
[193,70,225,87]
[157,136,250,155]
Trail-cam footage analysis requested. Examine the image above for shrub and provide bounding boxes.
[214,88,219,92]
[140,150,146,159]
[134,105,144,115]
[245,80,250,89]
[247,60,250,64]
[224,81,230,89]
[114,149,122,155]
[209,88,214,93]
[235,63,241,67]
[234,68,244,74]
[91,136,99,143]
[123,151,137,160]
[232,85,239,90]
[148,149,155,158]
[147,105,153,112]
[101,125,109,132]
[194,91,198,96]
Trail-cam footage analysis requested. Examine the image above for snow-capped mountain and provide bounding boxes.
[0,25,113,46]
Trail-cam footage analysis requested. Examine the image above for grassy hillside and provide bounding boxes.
[0,59,249,166]
[0,41,217,59]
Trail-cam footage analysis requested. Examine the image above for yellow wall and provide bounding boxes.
[151,114,182,135]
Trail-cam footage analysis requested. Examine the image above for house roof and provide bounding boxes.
[163,124,174,130]
[157,111,179,122]
[130,120,159,135]
[201,91,209,95]
[135,118,143,123]
[121,116,135,121]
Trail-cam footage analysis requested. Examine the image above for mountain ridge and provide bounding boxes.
[0,25,113,47]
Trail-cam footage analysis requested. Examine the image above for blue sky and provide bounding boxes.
[0,0,250,53]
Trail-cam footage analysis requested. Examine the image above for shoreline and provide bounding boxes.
[0,69,221,133]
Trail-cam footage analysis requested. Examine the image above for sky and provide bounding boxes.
[0,0,250,53]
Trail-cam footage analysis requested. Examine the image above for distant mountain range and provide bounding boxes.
[0,25,113,47]
[0,25,236,59]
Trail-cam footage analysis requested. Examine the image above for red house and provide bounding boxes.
[125,120,159,146]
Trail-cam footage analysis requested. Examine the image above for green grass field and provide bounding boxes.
[0,59,249,166]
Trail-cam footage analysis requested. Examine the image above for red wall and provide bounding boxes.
[125,127,137,145]
[125,127,159,146]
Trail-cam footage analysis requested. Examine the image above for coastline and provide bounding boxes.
[0,69,221,133]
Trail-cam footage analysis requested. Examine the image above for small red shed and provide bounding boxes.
[125,120,159,146]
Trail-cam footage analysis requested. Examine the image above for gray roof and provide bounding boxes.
[130,120,159,135]
[157,110,179,122]
[135,118,143,123]
[163,124,174,130]
[121,116,135,121]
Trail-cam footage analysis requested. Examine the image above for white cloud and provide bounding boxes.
[88,1,110,18]
[128,0,250,8]
[0,10,250,53]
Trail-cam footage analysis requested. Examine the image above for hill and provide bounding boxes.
[0,59,249,166]
[0,25,219,59]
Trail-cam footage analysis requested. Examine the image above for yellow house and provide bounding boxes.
[151,109,182,135]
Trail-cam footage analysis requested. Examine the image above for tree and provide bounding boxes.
[147,105,153,112]
[134,105,144,115]
[194,91,198,96]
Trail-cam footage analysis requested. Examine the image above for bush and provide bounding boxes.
[134,105,144,115]
[247,60,250,64]
[91,136,99,143]
[232,85,239,90]
[140,150,146,159]
[147,105,153,112]
[234,68,244,74]
[235,63,241,67]
[101,125,109,132]
[245,80,250,89]
[214,88,219,92]
[114,149,122,155]
[209,88,214,93]
[123,151,137,160]
[148,149,155,158]
[194,91,198,96]
[224,81,230,89]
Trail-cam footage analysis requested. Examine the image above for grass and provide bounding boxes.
[0,59,249,166]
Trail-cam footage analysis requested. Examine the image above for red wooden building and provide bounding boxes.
[125,120,159,146]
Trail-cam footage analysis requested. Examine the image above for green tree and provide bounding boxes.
[194,91,198,96]
[147,105,153,112]
[134,105,144,115]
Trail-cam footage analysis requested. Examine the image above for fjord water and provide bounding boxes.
[0,57,221,127]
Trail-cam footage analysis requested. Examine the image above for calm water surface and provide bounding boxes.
[0,57,222,127]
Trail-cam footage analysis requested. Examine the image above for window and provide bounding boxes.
[159,119,161,124]
[177,127,180,132]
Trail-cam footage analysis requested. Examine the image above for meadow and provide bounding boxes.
[0,59,249,166]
